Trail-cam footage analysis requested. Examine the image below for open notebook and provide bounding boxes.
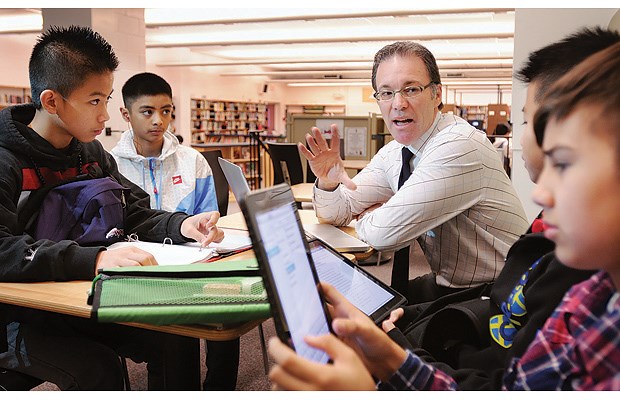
[106,228,252,265]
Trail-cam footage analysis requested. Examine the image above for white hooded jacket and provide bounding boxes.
[111,130,218,214]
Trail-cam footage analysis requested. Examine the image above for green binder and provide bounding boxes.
[88,259,271,325]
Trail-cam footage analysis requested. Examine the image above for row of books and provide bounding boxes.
[192,121,266,132]
[2,93,33,105]
[191,99,267,113]
[191,110,267,122]
[193,134,253,144]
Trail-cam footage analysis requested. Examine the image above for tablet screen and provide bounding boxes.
[255,203,330,363]
[310,240,395,317]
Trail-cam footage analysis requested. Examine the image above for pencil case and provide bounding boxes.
[88,259,271,325]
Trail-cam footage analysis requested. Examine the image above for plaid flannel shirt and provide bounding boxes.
[382,271,620,391]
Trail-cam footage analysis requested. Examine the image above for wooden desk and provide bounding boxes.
[0,251,264,341]
[0,211,370,352]
[290,182,314,203]
[342,159,369,173]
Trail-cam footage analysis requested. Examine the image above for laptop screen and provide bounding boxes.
[218,157,250,201]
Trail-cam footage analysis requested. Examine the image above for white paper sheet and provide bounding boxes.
[107,229,252,265]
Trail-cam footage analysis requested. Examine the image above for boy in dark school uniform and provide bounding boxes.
[0,25,224,390]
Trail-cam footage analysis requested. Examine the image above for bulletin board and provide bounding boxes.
[287,115,371,161]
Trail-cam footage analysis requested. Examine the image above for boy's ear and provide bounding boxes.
[39,90,60,115]
[120,107,131,122]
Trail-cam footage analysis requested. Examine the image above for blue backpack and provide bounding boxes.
[20,166,130,246]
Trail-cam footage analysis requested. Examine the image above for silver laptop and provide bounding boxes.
[218,157,251,202]
[218,157,370,253]
[302,223,369,253]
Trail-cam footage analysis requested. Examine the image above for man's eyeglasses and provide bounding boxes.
[373,82,437,102]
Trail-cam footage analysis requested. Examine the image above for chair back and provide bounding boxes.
[266,143,305,186]
[305,160,317,183]
[201,150,230,216]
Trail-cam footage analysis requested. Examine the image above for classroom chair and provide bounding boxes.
[266,143,306,186]
[201,150,230,217]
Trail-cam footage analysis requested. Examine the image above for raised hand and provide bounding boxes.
[298,124,357,191]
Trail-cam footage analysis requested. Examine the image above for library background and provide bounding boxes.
[0,8,617,219]
[0,6,619,392]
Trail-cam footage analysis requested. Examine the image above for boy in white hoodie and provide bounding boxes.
[111,73,217,215]
[111,72,239,390]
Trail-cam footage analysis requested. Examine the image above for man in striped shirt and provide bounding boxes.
[300,41,528,302]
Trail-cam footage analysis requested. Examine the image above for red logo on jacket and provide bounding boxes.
[172,175,183,185]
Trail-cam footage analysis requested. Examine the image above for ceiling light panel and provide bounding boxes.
[194,38,513,60]
[146,18,513,47]
[144,7,504,25]
[141,7,515,89]
[269,61,373,70]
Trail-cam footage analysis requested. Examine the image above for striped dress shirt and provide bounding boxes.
[314,112,529,288]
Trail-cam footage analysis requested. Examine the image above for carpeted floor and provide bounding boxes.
[32,200,431,391]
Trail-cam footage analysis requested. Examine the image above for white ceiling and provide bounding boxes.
[0,7,515,90]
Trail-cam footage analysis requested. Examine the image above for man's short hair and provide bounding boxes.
[515,27,620,103]
[371,41,443,110]
[29,25,119,109]
[122,72,173,110]
[534,42,620,157]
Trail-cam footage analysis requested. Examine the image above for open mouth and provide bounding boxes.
[393,118,413,126]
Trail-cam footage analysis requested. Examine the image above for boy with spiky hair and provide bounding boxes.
[0,25,223,390]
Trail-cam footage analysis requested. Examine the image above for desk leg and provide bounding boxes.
[258,324,269,375]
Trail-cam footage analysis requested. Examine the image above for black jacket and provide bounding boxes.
[390,233,594,390]
[0,104,190,282]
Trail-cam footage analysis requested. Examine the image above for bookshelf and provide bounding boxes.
[191,98,273,190]
[190,98,270,145]
[193,133,285,191]
[0,86,31,110]
[193,142,261,190]
[442,104,459,116]
[459,105,489,132]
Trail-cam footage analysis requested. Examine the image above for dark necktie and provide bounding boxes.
[391,147,414,295]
